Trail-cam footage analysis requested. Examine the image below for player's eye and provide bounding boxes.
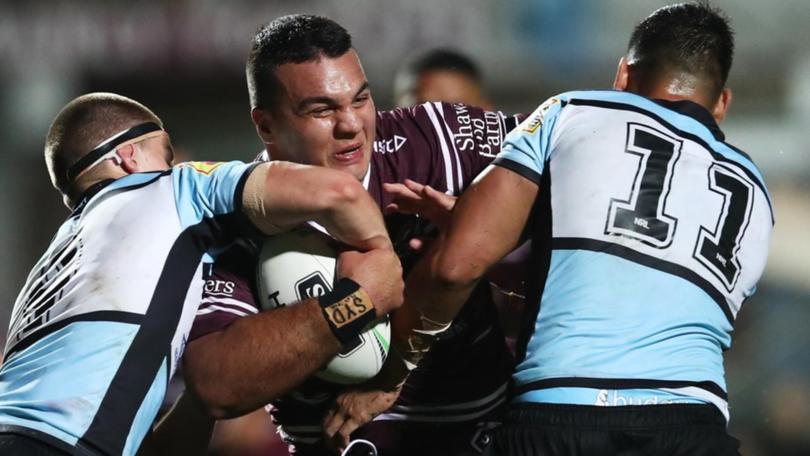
[310,106,335,117]
[352,93,370,107]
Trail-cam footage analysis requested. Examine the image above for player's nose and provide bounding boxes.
[335,108,363,136]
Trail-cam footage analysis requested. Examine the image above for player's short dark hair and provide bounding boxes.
[403,48,482,83]
[628,1,734,99]
[246,14,353,109]
[45,92,161,194]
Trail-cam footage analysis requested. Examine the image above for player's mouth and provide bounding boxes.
[333,143,365,165]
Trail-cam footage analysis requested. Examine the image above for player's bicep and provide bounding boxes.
[437,164,538,285]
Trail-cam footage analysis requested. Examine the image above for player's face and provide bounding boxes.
[257,50,376,181]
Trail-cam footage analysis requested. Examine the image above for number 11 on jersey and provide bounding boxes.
[605,122,755,292]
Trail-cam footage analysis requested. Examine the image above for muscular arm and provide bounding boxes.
[242,161,390,251]
[187,246,402,419]
[184,297,341,419]
[404,164,538,324]
[185,162,402,419]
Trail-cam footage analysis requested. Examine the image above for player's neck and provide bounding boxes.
[634,73,714,113]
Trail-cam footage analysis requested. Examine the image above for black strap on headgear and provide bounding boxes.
[66,122,162,183]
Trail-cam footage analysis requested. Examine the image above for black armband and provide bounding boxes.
[319,278,377,347]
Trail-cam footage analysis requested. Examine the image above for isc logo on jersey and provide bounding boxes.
[521,97,559,135]
[256,228,391,385]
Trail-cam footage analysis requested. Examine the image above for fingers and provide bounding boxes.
[383,184,421,216]
[324,404,369,451]
[402,179,426,194]
[382,182,419,200]
[323,408,350,450]
[421,184,456,211]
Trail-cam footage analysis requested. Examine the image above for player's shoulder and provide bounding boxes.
[174,160,249,177]
[543,89,671,117]
[172,160,256,190]
[374,102,449,137]
[375,101,487,134]
[171,160,256,224]
[551,90,772,216]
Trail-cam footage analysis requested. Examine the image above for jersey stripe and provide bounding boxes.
[196,305,252,318]
[78,221,215,454]
[492,156,542,185]
[552,237,734,324]
[433,102,465,191]
[5,311,143,360]
[424,102,456,194]
[513,377,727,400]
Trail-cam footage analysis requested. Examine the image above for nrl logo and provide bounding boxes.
[521,97,559,135]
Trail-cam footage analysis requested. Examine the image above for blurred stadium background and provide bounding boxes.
[1,1,808,454]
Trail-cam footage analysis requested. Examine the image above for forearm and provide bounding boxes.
[390,166,538,373]
[242,162,390,251]
[314,185,390,252]
[183,298,341,419]
[380,240,479,387]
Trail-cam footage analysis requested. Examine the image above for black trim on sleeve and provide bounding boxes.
[233,162,261,213]
[492,157,542,186]
[514,165,553,368]
[229,162,265,238]
[513,377,728,400]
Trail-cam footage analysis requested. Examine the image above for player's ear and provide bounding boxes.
[711,88,733,124]
[251,107,274,144]
[613,57,630,91]
[116,143,138,174]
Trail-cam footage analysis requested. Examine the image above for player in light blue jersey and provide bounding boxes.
[0,93,403,455]
[391,3,772,455]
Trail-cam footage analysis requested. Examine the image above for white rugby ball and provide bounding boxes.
[256,228,390,385]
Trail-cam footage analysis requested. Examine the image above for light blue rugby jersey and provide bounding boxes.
[492,90,773,420]
[0,161,256,455]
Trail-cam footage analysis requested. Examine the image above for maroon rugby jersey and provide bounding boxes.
[190,102,523,448]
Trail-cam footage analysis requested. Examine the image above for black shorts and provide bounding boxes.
[353,419,497,456]
[0,433,70,456]
[288,419,495,456]
[483,403,740,456]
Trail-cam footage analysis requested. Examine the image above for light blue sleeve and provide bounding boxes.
[494,96,564,183]
[172,161,256,228]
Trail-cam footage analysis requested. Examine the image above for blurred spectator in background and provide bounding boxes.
[394,48,493,109]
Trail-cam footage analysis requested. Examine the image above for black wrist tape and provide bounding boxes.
[319,278,377,347]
